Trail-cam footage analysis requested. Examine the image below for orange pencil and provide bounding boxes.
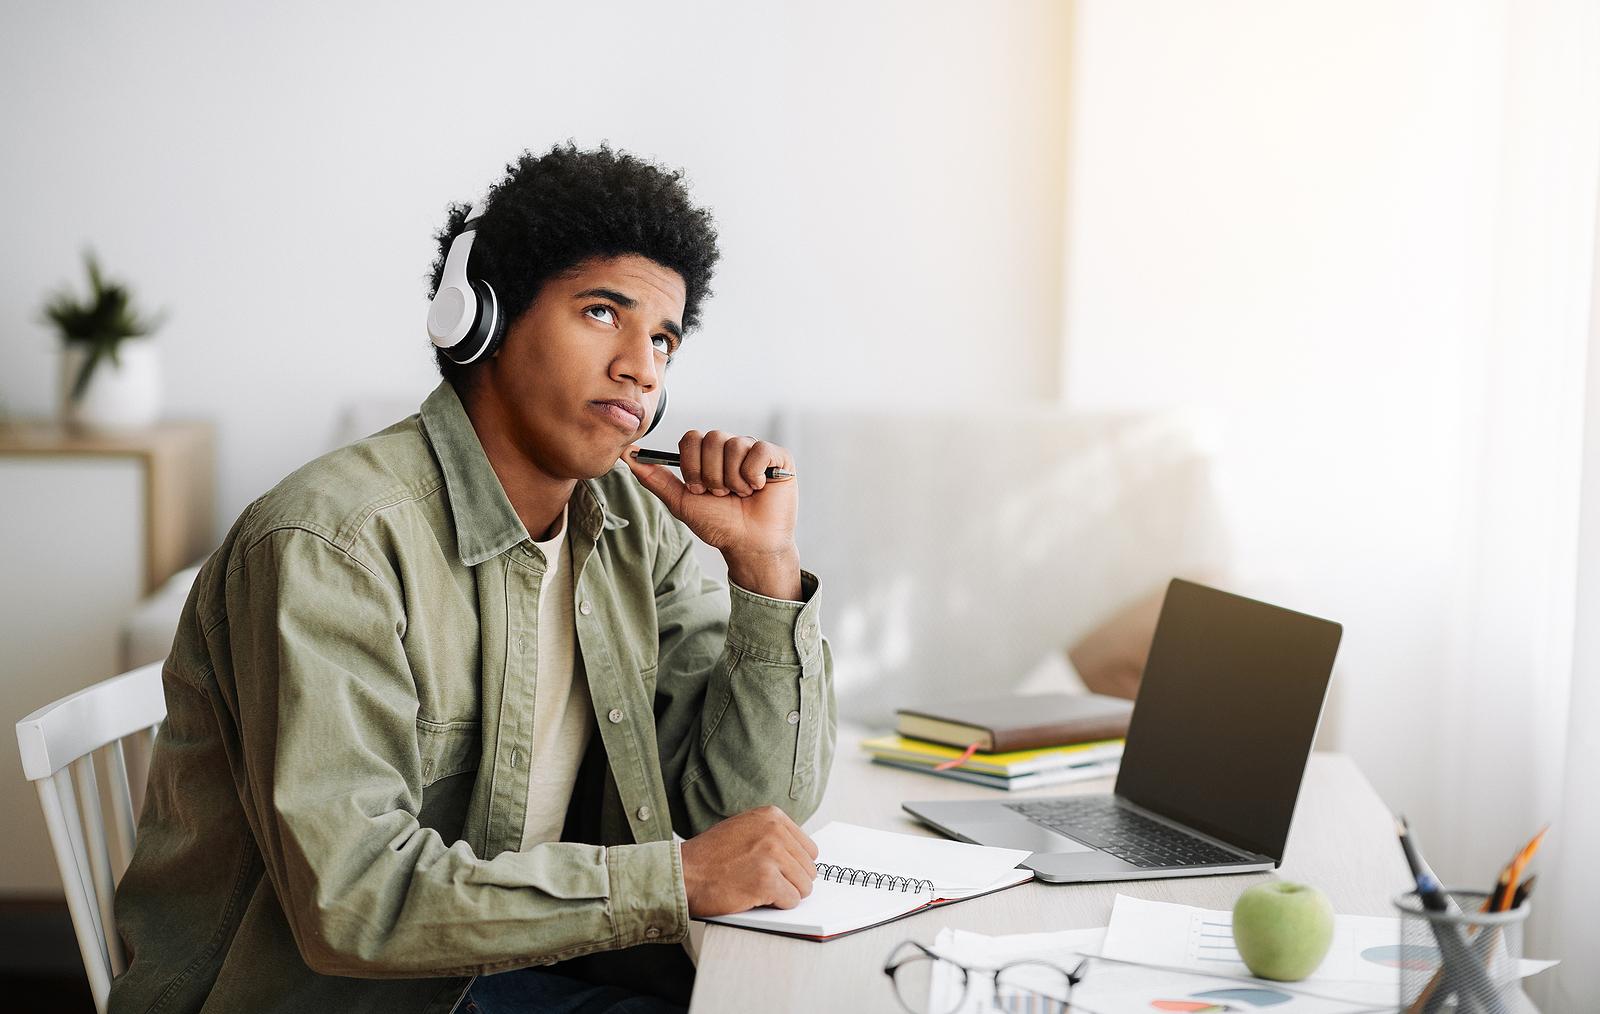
[1490,826,1548,912]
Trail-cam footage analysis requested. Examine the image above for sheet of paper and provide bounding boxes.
[925,926,1375,1014]
[1101,894,1398,1007]
[705,879,928,938]
[1100,894,1554,1009]
[810,821,1032,891]
[1071,962,1383,1014]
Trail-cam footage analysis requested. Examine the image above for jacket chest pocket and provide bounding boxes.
[416,718,481,787]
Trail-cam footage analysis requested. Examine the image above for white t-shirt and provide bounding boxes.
[519,507,598,850]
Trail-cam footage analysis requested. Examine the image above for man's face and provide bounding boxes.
[474,254,686,481]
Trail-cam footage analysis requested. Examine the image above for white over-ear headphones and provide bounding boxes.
[427,205,505,365]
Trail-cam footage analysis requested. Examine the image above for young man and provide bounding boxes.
[110,145,836,1014]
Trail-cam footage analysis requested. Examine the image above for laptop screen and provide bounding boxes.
[1113,579,1342,863]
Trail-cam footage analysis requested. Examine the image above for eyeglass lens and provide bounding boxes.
[889,948,966,1014]
[889,947,1077,1014]
[994,961,1074,1013]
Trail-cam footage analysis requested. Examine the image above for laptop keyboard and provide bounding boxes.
[1005,796,1244,868]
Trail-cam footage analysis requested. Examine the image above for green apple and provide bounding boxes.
[1231,881,1335,981]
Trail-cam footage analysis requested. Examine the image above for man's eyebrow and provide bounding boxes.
[573,287,637,309]
[574,286,683,340]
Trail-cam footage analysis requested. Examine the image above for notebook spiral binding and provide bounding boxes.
[814,862,934,894]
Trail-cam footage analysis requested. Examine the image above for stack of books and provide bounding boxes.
[863,692,1134,791]
[861,734,1123,790]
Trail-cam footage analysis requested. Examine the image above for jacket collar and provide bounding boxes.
[419,382,628,568]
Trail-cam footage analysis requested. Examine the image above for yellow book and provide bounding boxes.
[860,734,1124,777]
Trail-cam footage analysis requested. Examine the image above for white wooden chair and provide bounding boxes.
[15,661,166,1014]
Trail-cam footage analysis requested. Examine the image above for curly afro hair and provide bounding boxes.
[427,143,720,387]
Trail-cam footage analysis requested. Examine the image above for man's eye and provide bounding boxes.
[585,305,617,325]
[651,334,674,355]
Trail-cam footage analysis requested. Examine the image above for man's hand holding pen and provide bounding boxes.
[625,430,802,601]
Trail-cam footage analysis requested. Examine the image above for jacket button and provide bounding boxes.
[608,708,624,724]
[636,806,652,821]
[801,623,814,638]
[579,600,593,615]
[787,710,801,725]
[644,927,660,939]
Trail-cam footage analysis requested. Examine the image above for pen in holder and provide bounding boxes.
[1393,889,1527,1014]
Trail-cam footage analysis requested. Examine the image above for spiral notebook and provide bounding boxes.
[700,822,1034,941]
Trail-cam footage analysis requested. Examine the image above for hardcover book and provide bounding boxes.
[895,692,1134,753]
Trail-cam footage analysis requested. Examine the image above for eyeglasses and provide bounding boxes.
[883,940,1089,1014]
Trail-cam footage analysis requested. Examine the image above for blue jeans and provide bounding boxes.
[460,966,688,1014]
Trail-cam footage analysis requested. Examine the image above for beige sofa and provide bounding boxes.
[124,406,1233,730]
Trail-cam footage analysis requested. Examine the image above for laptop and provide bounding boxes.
[902,578,1342,883]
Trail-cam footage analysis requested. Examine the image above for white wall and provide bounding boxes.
[1063,8,1599,995]
[1066,0,1496,838]
[0,0,1072,531]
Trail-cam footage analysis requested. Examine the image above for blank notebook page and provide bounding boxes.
[810,822,1031,891]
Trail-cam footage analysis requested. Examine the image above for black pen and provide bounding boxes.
[1511,874,1538,909]
[1396,816,1448,911]
[630,448,795,481]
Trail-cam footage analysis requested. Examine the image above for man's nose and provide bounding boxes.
[615,329,661,390]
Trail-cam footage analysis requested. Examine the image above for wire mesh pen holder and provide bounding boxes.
[1393,889,1527,1014]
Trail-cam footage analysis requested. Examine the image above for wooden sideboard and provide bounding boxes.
[0,419,214,895]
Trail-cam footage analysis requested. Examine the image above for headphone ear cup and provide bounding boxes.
[643,385,667,437]
[474,279,508,360]
[443,279,504,365]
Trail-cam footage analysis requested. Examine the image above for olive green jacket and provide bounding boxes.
[109,382,835,1014]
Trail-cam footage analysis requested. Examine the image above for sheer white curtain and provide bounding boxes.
[1549,243,1600,1008]
[1422,2,1600,1009]
[1539,87,1600,999]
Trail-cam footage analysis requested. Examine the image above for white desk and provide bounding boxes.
[689,737,1413,1013]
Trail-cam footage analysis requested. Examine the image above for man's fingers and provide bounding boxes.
[768,873,805,910]
[739,440,792,492]
[677,430,705,495]
[624,451,686,514]
[770,850,812,907]
[786,860,815,901]
[755,804,818,862]
[791,822,819,861]
[780,832,819,880]
[697,430,731,496]
[723,436,758,497]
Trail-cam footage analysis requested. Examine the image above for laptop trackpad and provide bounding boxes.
[951,821,1096,855]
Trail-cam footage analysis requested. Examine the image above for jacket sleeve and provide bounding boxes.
[649,520,837,837]
[218,526,686,978]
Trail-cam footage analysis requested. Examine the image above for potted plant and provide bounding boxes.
[43,252,166,431]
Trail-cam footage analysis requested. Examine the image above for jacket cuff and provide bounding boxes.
[603,839,688,947]
[726,571,822,664]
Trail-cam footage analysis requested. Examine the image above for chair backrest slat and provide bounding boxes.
[72,755,125,976]
[38,773,113,1013]
[16,661,169,1012]
[53,767,99,942]
[105,739,138,875]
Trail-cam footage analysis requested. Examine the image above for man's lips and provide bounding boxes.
[591,399,645,432]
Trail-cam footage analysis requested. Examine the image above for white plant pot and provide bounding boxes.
[61,338,163,431]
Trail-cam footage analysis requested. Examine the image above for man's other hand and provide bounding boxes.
[679,805,819,917]
[625,431,802,600]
